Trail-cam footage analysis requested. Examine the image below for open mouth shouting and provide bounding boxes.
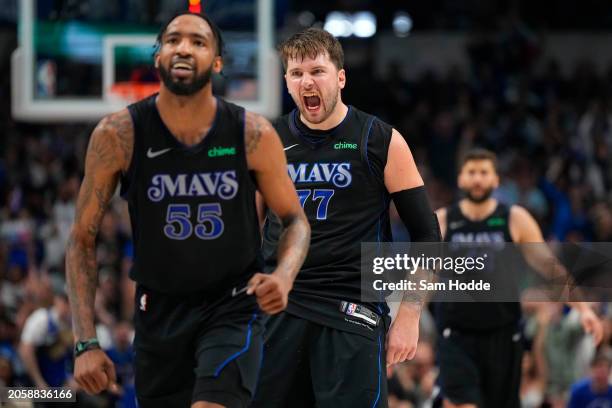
[302,92,322,113]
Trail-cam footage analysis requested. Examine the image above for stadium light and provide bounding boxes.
[393,12,413,37]
[352,12,376,38]
[324,12,353,38]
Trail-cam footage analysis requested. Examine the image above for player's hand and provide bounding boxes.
[66,377,81,392]
[74,349,119,395]
[385,305,419,376]
[247,272,291,314]
[579,306,604,345]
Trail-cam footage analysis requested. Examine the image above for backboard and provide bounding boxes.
[12,0,280,122]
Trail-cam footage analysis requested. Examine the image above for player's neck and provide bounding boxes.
[156,86,217,146]
[157,84,215,113]
[459,198,498,221]
[300,102,349,131]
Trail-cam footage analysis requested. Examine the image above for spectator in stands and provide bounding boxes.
[388,341,437,407]
[0,354,33,408]
[18,281,72,388]
[106,320,136,408]
[539,303,592,406]
[520,351,547,408]
[568,351,612,408]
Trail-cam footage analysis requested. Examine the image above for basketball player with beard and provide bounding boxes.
[253,28,441,407]
[435,148,603,408]
[66,12,310,408]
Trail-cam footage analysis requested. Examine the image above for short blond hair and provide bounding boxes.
[278,28,344,71]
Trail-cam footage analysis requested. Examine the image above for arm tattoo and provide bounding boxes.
[66,235,98,339]
[274,213,311,282]
[401,291,424,312]
[112,111,134,166]
[245,112,263,154]
[89,110,134,173]
[66,110,133,340]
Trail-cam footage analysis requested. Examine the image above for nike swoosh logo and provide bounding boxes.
[147,148,172,159]
[231,284,249,297]
[283,144,299,151]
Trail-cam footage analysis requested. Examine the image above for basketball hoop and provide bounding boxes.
[109,81,160,104]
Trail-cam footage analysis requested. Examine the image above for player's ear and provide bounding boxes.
[338,68,346,89]
[154,52,160,69]
[456,168,463,187]
[213,56,223,73]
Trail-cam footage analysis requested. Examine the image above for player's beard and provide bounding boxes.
[462,186,494,203]
[158,62,213,96]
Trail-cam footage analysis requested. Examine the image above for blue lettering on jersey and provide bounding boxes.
[450,231,505,243]
[147,171,238,202]
[288,163,352,188]
[449,231,506,252]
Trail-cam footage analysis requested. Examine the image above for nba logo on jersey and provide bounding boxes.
[347,303,357,315]
[140,293,148,311]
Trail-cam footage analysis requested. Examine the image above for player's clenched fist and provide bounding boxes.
[74,350,118,395]
[247,273,292,314]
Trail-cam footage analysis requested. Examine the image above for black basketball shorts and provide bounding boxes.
[436,324,523,408]
[251,311,388,408]
[133,283,264,408]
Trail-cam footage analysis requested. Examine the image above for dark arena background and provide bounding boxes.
[1,0,612,407]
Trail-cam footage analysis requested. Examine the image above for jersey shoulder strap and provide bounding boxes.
[271,113,293,144]
[119,95,155,198]
[494,202,510,218]
[446,202,464,223]
[353,107,393,186]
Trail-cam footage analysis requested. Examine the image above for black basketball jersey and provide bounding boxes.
[120,95,261,294]
[262,107,393,337]
[436,201,521,331]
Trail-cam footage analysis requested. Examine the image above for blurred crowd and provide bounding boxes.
[375,17,612,408]
[2,6,612,408]
[364,21,612,244]
[388,302,612,408]
[0,120,136,407]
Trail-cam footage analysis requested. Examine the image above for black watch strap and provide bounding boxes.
[74,338,101,357]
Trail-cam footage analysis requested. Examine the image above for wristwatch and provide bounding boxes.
[74,338,101,357]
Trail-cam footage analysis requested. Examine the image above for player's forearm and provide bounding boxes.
[567,301,591,313]
[522,245,566,280]
[521,245,582,301]
[400,264,432,312]
[274,213,310,283]
[65,233,99,340]
[400,289,423,315]
[396,299,422,320]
